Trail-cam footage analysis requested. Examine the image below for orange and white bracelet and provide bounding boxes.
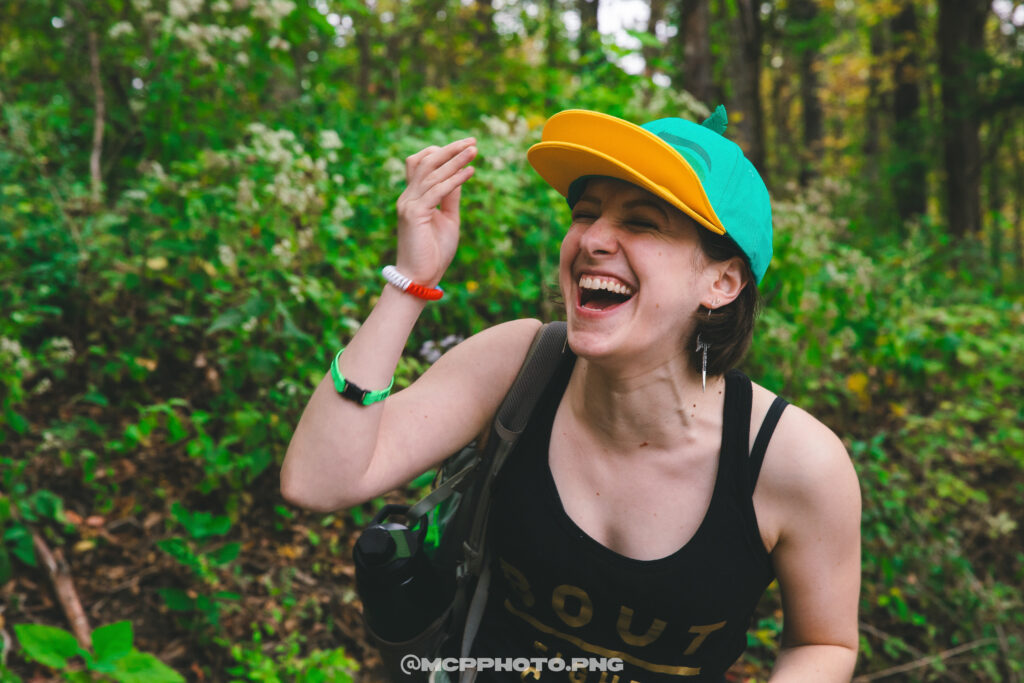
[381,265,444,301]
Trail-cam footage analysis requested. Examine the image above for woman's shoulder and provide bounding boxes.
[429,318,545,393]
[748,380,858,516]
[453,318,544,360]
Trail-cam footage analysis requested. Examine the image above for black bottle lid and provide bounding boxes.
[357,526,398,566]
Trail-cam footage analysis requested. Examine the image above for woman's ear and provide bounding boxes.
[702,256,748,308]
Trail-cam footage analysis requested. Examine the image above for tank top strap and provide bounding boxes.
[749,396,789,493]
[721,369,753,482]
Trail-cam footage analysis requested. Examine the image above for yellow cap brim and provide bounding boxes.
[527,110,726,235]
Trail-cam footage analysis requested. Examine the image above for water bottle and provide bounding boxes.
[354,504,455,643]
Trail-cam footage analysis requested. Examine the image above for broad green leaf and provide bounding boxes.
[13,623,84,669]
[4,525,36,566]
[111,651,185,683]
[92,621,134,666]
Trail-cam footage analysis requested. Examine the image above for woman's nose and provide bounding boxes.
[579,216,620,255]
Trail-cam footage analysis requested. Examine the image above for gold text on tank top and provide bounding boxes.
[500,559,727,677]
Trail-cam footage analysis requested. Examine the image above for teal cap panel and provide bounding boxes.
[640,116,773,284]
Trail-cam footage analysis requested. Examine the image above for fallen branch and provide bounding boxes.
[32,532,91,649]
[1,608,10,667]
[857,622,968,683]
[852,638,997,682]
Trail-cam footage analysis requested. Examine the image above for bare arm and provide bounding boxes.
[280,137,541,511]
[754,406,862,682]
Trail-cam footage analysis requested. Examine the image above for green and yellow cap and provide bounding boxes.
[527,106,773,284]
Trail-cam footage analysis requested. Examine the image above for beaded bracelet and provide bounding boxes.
[381,265,444,301]
[330,349,394,406]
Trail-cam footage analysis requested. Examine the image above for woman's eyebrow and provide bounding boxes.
[575,194,601,207]
[623,199,668,219]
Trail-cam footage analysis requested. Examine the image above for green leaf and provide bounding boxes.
[14,623,85,669]
[206,308,245,335]
[206,542,240,566]
[31,489,64,520]
[111,651,185,683]
[157,588,195,612]
[4,525,36,566]
[92,621,134,666]
[0,542,11,583]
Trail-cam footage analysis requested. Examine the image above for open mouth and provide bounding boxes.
[578,275,636,311]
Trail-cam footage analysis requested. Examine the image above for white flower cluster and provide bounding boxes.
[267,35,291,51]
[382,156,406,186]
[286,272,324,303]
[252,0,296,30]
[218,244,237,269]
[169,0,203,21]
[0,337,32,374]
[174,22,253,67]
[271,238,294,266]
[480,113,531,171]
[237,123,329,216]
[275,378,300,397]
[40,429,62,451]
[108,21,135,39]
[319,130,343,151]
[47,337,76,363]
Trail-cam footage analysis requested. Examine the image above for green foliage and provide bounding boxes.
[13,621,183,682]
[156,503,241,634]
[2,0,1023,680]
[224,626,358,683]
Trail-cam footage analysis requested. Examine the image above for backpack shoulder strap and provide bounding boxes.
[456,321,568,676]
[462,320,568,573]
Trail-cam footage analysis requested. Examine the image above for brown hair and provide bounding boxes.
[691,229,760,376]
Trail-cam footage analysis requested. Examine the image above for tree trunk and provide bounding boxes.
[863,22,884,168]
[577,0,601,62]
[676,0,713,104]
[729,0,767,179]
[937,0,987,237]
[1014,123,1024,273]
[892,0,926,220]
[643,0,668,78]
[790,0,822,186]
[474,0,497,51]
[87,28,105,205]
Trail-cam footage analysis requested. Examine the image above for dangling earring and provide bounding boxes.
[696,334,709,392]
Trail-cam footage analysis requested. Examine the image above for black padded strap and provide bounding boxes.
[749,396,788,491]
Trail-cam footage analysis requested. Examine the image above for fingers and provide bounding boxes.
[405,138,477,204]
[438,182,464,223]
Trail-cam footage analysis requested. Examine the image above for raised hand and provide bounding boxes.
[395,137,477,287]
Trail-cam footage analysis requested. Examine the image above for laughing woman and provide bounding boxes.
[281,108,861,682]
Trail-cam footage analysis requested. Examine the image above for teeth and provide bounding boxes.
[578,275,634,296]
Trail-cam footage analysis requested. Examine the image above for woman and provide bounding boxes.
[281,108,861,682]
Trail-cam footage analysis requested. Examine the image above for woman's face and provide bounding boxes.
[558,178,714,367]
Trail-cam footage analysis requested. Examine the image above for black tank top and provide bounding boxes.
[471,355,788,682]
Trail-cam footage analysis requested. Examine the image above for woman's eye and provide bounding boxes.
[572,212,596,222]
[628,219,658,230]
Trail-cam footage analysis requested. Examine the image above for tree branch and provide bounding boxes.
[852,638,997,682]
[87,28,106,206]
[32,532,91,650]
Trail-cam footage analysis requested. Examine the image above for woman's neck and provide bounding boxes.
[565,352,726,454]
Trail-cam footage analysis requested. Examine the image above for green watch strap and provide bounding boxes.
[330,349,394,406]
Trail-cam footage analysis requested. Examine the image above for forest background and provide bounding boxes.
[1,0,1023,681]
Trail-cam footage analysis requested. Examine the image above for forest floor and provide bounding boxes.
[1,397,772,682]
